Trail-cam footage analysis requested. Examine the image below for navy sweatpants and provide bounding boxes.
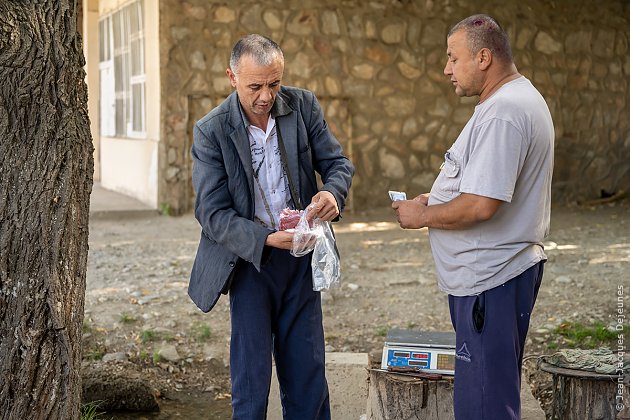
[448,261,544,420]
[229,247,330,420]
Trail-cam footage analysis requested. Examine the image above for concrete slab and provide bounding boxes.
[89,183,156,218]
[267,352,369,420]
[521,376,546,419]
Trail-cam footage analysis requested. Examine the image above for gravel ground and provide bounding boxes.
[83,199,630,419]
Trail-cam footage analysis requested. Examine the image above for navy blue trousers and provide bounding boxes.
[229,248,330,420]
[448,261,544,420]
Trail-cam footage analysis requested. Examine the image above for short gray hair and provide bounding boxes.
[448,14,513,63]
[229,34,284,74]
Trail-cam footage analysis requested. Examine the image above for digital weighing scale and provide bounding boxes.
[381,329,456,375]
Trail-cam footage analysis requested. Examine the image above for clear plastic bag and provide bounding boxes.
[290,204,341,291]
[311,221,340,291]
[290,204,322,257]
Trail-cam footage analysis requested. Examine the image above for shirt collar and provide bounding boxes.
[238,103,274,131]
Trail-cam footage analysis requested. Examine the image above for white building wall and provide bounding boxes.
[100,137,158,206]
[88,0,160,208]
[83,0,101,182]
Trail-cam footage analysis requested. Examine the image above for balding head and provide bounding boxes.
[229,34,284,76]
[448,14,513,65]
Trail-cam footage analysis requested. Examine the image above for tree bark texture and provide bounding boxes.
[0,1,93,419]
[542,364,630,420]
[367,370,454,420]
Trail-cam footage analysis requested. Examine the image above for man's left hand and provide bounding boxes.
[392,199,427,229]
[309,191,339,222]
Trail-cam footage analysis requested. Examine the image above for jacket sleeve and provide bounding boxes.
[191,121,271,271]
[305,92,355,216]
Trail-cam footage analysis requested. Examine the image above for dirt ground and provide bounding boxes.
[83,199,630,419]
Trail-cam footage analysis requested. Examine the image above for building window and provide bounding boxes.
[99,0,145,138]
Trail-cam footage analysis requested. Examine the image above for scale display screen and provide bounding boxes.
[381,330,456,375]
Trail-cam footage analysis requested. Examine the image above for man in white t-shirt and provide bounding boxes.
[393,14,554,419]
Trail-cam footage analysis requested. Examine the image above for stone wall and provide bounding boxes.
[159,0,630,214]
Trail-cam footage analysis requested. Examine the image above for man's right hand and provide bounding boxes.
[392,199,428,229]
[265,230,295,250]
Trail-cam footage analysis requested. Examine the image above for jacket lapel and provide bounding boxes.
[272,91,300,203]
[227,93,255,202]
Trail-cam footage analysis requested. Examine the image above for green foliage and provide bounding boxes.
[550,321,624,349]
[192,323,212,341]
[141,329,158,343]
[375,326,388,337]
[84,350,105,361]
[139,327,176,343]
[159,202,172,216]
[82,320,93,334]
[81,401,108,420]
[119,312,136,324]
[152,350,161,365]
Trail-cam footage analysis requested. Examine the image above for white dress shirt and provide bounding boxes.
[247,115,291,230]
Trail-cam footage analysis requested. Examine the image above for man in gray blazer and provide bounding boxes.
[189,34,354,419]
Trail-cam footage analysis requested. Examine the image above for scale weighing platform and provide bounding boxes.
[381,329,456,375]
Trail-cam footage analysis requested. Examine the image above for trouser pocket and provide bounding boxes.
[472,293,485,333]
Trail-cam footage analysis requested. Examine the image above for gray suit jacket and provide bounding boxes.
[189,86,354,312]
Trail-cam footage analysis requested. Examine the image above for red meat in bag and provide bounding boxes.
[279,208,303,231]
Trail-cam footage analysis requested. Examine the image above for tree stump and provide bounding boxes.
[366,369,454,420]
[540,361,630,420]
[81,364,160,412]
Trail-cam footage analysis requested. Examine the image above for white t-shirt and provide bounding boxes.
[428,76,554,296]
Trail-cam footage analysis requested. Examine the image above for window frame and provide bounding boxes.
[98,0,146,139]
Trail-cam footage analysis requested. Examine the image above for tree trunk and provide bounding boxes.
[540,362,630,420]
[0,1,93,419]
[366,369,454,420]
